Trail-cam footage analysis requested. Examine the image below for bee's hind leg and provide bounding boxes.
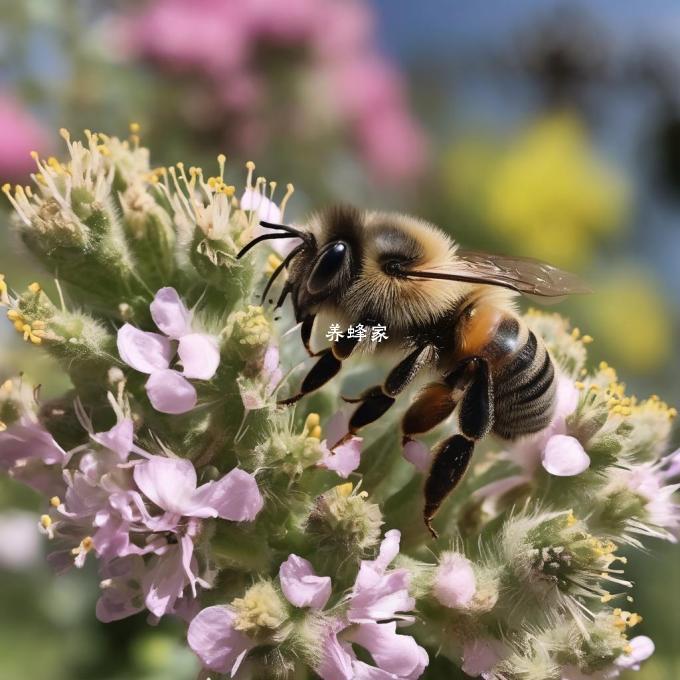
[423,357,494,538]
[345,345,435,434]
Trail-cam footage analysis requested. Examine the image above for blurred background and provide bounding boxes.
[0,0,679,678]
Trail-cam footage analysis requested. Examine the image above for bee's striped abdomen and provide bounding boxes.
[492,329,556,440]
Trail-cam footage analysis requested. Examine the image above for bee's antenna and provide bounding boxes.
[259,220,307,238]
[236,232,300,259]
[261,243,304,304]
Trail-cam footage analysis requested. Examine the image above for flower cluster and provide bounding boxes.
[0,129,677,679]
[119,0,428,184]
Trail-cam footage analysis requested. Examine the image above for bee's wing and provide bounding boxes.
[454,249,591,297]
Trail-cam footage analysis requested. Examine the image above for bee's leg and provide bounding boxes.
[347,345,434,433]
[300,315,316,357]
[424,357,494,538]
[278,334,361,406]
[401,357,480,443]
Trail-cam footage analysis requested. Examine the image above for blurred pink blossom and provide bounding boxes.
[0,93,50,182]
[121,0,428,184]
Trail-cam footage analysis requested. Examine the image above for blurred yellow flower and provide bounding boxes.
[487,113,629,267]
[576,269,671,374]
[444,113,630,268]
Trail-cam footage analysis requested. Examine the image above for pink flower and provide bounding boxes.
[132,455,263,617]
[610,464,680,541]
[238,344,283,410]
[0,417,65,468]
[279,554,331,609]
[133,455,263,524]
[0,417,66,495]
[188,604,256,676]
[318,530,428,680]
[0,92,50,181]
[432,552,476,609]
[117,287,220,414]
[318,411,362,478]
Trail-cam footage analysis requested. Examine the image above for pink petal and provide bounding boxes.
[462,638,507,677]
[134,456,198,514]
[616,635,654,670]
[374,529,401,572]
[178,333,220,380]
[542,435,590,477]
[142,543,191,618]
[553,374,580,428]
[190,468,264,521]
[324,411,350,448]
[150,287,191,339]
[279,554,332,609]
[92,419,134,461]
[317,628,356,680]
[319,437,362,478]
[145,369,197,414]
[117,324,172,374]
[0,418,65,467]
[349,568,414,623]
[347,622,428,678]
[432,552,476,608]
[240,188,282,223]
[188,605,255,676]
[403,440,430,472]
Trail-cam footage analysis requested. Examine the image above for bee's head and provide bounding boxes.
[237,204,464,325]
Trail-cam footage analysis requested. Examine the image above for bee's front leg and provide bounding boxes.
[277,333,361,405]
[423,357,494,538]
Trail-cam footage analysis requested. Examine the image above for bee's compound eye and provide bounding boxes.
[307,241,349,294]
[384,260,403,276]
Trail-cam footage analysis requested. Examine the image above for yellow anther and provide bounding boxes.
[266,253,282,274]
[309,425,322,439]
[28,282,41,293]
[129,122,141,134]
[40,515,52,529]
[599,361,609,370]
[59,128,70,141]
[574,381,585,390]
[623,644,633,655]
[571,327,581,339]
[305,413,320,429]
[600,592,613,603]
[566,510,577,526]
[1,379,12,391]
[0,421,6,432]
[581,334,593,344]
[30,150,39,160]
[1,183,11,194]
[336,482,353,497]
[246,161,256,170]
[628,613,642,627]
[669,408,678,419]
[50,496,61,508]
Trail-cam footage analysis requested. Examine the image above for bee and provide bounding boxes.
[237,205,588,536]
